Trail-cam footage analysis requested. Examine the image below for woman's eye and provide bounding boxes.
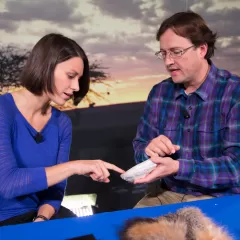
[68,75,74,79]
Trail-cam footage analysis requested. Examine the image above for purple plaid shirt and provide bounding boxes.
[133,61,240,196]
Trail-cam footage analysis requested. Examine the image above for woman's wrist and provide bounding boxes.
[33,215,49,221]
[67,160,80,175]
[36,204,55,220]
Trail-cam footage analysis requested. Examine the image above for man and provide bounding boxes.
[133,11,240,208]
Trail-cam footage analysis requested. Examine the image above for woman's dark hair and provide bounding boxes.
[156,11,217,59]
[20,33,89,101]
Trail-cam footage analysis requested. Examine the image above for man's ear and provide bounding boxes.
[199,43,208,59]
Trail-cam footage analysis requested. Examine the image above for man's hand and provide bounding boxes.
[134,156,179,184]
[145,135,180,157]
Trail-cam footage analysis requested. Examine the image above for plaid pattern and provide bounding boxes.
[133,61,240,196]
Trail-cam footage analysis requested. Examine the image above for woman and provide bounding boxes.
[0,33,124,226]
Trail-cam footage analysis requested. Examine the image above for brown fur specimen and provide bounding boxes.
[119,207,232,240]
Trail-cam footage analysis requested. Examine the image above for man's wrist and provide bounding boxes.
[172,160,180,174]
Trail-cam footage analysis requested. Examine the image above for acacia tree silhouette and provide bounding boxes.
[0,44,110,107]
[0,45,29,91]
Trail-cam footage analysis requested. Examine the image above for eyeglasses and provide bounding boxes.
[155,45,195,60]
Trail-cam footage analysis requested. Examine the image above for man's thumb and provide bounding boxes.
[174,145,180,150]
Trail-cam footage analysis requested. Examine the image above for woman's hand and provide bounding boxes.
[71,160,125,183]
[33,218,45,222]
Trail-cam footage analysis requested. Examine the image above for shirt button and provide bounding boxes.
[187,129,190,132]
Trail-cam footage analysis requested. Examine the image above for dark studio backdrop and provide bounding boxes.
[65,102,147,212]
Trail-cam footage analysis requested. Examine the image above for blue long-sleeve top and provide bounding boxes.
[0,93,72,221]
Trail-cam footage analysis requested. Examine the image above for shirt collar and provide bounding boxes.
[174,85,186,100]
[174,60,217,101]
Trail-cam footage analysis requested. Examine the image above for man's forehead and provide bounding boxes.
[159,29,192,49]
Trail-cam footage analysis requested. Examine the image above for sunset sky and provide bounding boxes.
[0,0,239,107]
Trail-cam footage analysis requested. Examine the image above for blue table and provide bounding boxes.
[1,195,240,240]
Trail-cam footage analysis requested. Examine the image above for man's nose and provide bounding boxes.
[164,53,175,66]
